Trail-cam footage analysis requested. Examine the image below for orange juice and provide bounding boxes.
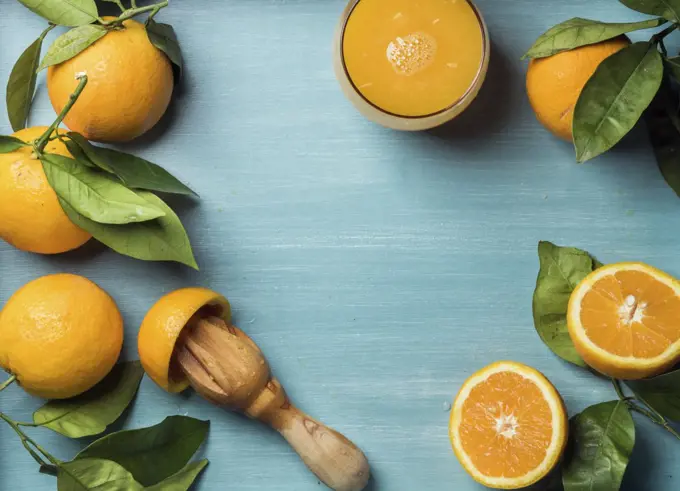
[340,0,487,119]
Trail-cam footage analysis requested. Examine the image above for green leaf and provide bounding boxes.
[523,17,665,59]
[6,26,53,132]
[574,42,664,162]
[666,56,680,82]
[76,416,209,487]
[627,369,680,420]
[146,460,209,491]
[60,192,199,269]
[33,361,144,438]
[17,0,99,27]
[619,0,680,22]
[533,241,602,367]
[38,25,108,72]
[57,458,142,490]
[65,133,114,172]
[67,133,197,196]
[562,401,635,491]
[62,137,95,167]
[645,80,680,196]
[41,153,166,224]
[146,19,183,81]
[0,135,29,154]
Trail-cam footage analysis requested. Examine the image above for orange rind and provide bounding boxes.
[0,274,123,399]
[138,287,231,393]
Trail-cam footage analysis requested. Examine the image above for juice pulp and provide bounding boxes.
[342,0,485,118]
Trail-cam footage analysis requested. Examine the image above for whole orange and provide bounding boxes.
[0,126,91,254]
[0,274,124,399]
[526,37,630,141]
[47,18,174,142]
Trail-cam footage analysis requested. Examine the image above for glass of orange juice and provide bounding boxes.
[334,0,490,131]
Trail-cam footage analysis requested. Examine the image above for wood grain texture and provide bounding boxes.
[1,0,679,490]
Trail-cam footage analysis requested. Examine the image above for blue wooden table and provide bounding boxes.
[1,1,680,489]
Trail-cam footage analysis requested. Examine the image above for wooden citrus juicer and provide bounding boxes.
[173,314,371,491]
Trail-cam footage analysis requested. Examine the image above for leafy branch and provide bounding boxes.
[8,0,183,133]
[0,374,16,392]
[1,73,198,268]
[612,378,680,440]
[98,0,169,26]
[33,74,87,156]
[524,3,680,197]
[0,366,208,489]
[533,241,680,491]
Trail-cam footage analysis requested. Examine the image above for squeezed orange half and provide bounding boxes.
[342,0,485,117]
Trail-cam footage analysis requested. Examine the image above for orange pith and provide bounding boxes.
[450,361,567,489]
[568,262,680,379]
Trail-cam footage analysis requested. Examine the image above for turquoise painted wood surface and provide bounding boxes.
[1,1,680,489]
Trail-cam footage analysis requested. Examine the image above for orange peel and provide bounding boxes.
[138,287,231,393]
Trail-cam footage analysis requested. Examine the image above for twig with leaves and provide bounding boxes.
[0,363,209,490]
[533,241,680,491]
[524,1,680,197]
[7,0,183,132]
[0,76,199,268]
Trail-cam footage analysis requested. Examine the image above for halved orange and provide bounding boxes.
[449,361,568,489]
[568,262,680,380]
[138,288,231,393]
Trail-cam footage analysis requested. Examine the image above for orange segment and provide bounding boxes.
[450,361,567,489]
[138,288,231,393]
[568,262,680,379]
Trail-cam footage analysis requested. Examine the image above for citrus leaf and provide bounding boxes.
[146,460,209,491]
[57,458,142,490]
[574,42,663,162]
[523,17,666,59]
[619,0,680,22]
[562,401,635,491]
[627,369,680,421]
[33,361,144,438]
[62,136,95,167]
[41,153,166,224]
[38,25,108,71]
[67,133,197,196]
[6,26,53,131]
[17,0,99,27]
[60,192,199,269]
[65,133,113,172]
[533,241,602,367]
[666,56,680,82]
[76,416,209,487]
[146,19,183,81]
[645,80,680,196]
[0,135,29,154]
